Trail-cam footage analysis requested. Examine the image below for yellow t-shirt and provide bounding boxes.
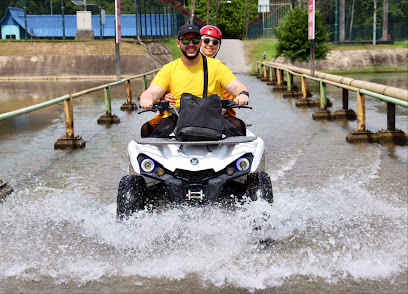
[151,55,237,112]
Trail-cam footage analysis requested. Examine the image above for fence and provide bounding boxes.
[0,69,159,149]
[248,0,408,42]
[255,60,408,145]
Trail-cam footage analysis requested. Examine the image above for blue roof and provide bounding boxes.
[1,6,175,38]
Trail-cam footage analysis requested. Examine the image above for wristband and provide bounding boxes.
[239,91,249,98]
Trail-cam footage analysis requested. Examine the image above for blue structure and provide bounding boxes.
[0,6,181,39]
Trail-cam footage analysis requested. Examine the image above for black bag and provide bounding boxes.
[176,55,224,141]
[176,93,223,141]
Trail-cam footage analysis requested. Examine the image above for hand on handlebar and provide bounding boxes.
[234,93,249,106]
[222,99,252,110]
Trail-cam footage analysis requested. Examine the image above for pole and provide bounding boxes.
[373,0,377,45]
[334,0,338,46]
[135,0,140,41]
[115,0,121,81]
[24,0,28,40]
[99,0,103,40]
[61,0,65,40]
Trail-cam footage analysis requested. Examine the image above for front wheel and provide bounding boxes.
[246,172,273,203]
[116,175,146,220]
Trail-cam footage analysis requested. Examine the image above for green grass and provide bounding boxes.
[326,66,408,74]
[243,38,408,74]
[243,38,278,74]
[158,38,181,60]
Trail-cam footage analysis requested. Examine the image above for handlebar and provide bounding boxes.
[221,100,252,110]
[138,100,251,115]
[138,101,171,114]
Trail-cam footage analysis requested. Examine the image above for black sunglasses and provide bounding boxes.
[203,38,219,46]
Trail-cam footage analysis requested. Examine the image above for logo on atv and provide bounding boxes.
[190,158,199,165]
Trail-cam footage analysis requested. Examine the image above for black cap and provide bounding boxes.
[177,24,201,39]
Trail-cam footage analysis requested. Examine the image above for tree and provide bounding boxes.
[382,0,388,40]
[274,7,330,61]
[339,0,345,41]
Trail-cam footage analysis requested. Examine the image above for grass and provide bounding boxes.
[0,38,147,56]
[326,66,408,74]
[328,40,408,51]
[243,38,278,73]
[157,38,181,60]
[242,38,408,74]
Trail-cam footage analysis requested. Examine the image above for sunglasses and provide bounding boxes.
[203,38,219,46]
[179,38,200,45]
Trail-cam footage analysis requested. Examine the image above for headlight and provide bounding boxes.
[141,158,155,173]
[236,158,250,172]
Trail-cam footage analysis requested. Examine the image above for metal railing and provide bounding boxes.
[0,69,159,149]
[256,61,408,144]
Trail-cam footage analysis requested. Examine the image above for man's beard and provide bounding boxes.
[181,47,200,60]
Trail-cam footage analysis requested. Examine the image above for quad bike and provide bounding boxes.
[117,100,273,220]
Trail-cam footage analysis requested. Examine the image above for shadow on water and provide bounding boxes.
[0,75,407,293]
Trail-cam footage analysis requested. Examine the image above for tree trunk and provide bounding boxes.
[349,0,355,40]
[215,0,220,26]
[207,0,210,24]
[190,0,196,24]
[339,0,345,41]
[382,0,388,40]
[246,0,253,38]
[242,0,247,39]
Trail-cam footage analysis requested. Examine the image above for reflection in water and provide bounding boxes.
[0,75,407,293]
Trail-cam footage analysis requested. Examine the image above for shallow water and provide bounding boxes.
[0,74,407,293]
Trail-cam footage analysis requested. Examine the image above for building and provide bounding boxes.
[0,6,199,40]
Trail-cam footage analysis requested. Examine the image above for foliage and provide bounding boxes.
[187,0,259,39]
[1,0,407,40]
[241,38,278,73]
[315,0,408,41]
[158,38,181,59]
[274,7,330,61]
[0,0,260,39]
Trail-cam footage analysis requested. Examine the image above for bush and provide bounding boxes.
[274,7,330,61]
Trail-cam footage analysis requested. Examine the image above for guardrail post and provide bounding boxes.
[295,75,314,107]
[142,75,147,91]
[346,91,377,143]
[260,63,268,81]
[55,95,86,149]
[97,85,120,125]
[273,68,286,91]
[320,81,327,109]
[312,81,332,120]
[342,88,349,109]
[376,102,407,144]
[387,102,396,131]
[283,71,299,98]
[332,88,357,120]
[356,91,366,131]
[65,95,74,138]
[266,66,276,86]
[120,79,138,111]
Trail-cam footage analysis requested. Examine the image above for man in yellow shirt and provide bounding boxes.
[139,24,249,137]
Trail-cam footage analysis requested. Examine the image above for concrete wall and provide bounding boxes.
[272,48,408,72]
[0,53,173,79]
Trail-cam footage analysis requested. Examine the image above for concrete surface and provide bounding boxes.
[217,39,251,74]
[0,51,172,80]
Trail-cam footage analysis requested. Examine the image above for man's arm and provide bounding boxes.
[139,84,166,109]
[224,79,249,106]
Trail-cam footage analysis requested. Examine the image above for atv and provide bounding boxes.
[117,101,273,220]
